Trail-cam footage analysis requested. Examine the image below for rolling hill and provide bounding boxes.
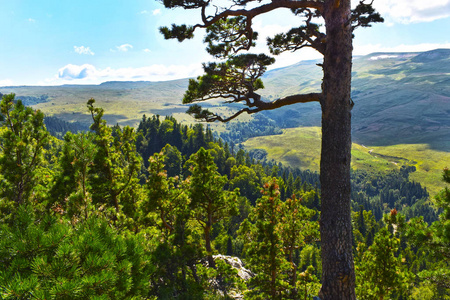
[243,127,449,196]
[1,49,448,194]
[1,49,448,150]
[258,49,450,152]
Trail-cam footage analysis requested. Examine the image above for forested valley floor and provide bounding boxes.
[0,94,449,299]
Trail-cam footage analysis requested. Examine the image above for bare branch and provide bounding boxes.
[197,0,324,29]
[195,92,321,122]
[268,8,326,55]
[161,0,324,47]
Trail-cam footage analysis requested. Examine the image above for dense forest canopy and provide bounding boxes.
[0,94,448,299]
[159,0,384,296]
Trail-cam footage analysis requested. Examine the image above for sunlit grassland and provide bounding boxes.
[369,144,450,196]
[1,82,237,131]
[243,127,449,196]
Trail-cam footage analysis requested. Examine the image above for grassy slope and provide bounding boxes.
[243,127,449,196]
[1,50,448,150]
[259,50,450,151]
[1,50,448,192]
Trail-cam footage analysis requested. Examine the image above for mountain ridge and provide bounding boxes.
[1,49,449,151]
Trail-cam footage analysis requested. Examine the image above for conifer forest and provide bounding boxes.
[0,93,448,299]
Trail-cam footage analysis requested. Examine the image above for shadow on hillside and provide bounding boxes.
[53,112,131,127]
[353,133,450,152]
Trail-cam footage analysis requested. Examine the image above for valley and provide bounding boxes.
[1,49,448,195]
[243,126,450,196]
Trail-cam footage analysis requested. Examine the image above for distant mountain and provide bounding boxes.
[1,49,449,151]
[259,49,450,151]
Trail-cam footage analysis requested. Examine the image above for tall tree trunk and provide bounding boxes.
[319,0,356,299]
[205,224,216,269]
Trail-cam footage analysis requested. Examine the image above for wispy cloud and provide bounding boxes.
[0,79,14,87]
[74,46,95,55]
[54,63,202,84]
[143,48,152,53]
[27,18,36,23]
[354,0,450,24]
[139,9,160,15]
[111,44,133,52]
[368,55,399,61]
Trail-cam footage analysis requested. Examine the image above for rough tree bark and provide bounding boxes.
[319,0,355,298]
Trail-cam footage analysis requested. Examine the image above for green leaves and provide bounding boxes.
[183,54,274,121]
[205,16,258,58]
[0,94,50,221]
[159,24,194,42]
[268,23,324,55]
[239,179,319,299]
[406,168,450,290]
[351,0,384,29]
[184,53,273,104]
[87,99,142,223]
[355,211,413,299]
[0,208,154,299]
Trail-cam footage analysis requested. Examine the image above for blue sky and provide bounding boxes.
[1,0,449,86]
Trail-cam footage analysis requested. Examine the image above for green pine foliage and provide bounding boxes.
[185,147,239,269]
[355,210,413,299]
[240,179,290,299]
[0,205,155,299]
[0,94,447,299]
[87,99,142,226]
[405,168,450,297]
[0,94,50,222]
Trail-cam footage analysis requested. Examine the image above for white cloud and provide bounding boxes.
[143,48,152,53]
[152,9,161,15]
[140,10,149,14]
[113,44,133,52]
[74,46,95,55]
[52,63,203,84]
[0,79,14,87]
[58,64,97,80]
[368,55,398,60]
[354,0,450,24]
[28,18,36,22]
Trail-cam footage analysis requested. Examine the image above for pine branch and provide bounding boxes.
[188,92,321,122]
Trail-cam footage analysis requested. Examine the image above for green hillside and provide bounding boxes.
[0,79,191,127]
[243,127,449,196]
[1,49,448,179]
[1,49,448,151]
[259,49,450,151]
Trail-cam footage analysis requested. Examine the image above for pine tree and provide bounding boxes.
[185,147,239,269]
[407,168,450,292]
[240,179,290,299]
[0,206,155,299]
[87,99,142,223]
[0,94,50,222]
[159,0,383,296]
[355,209,412,299]
[50,131,96,221]
[280,194,319,298]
